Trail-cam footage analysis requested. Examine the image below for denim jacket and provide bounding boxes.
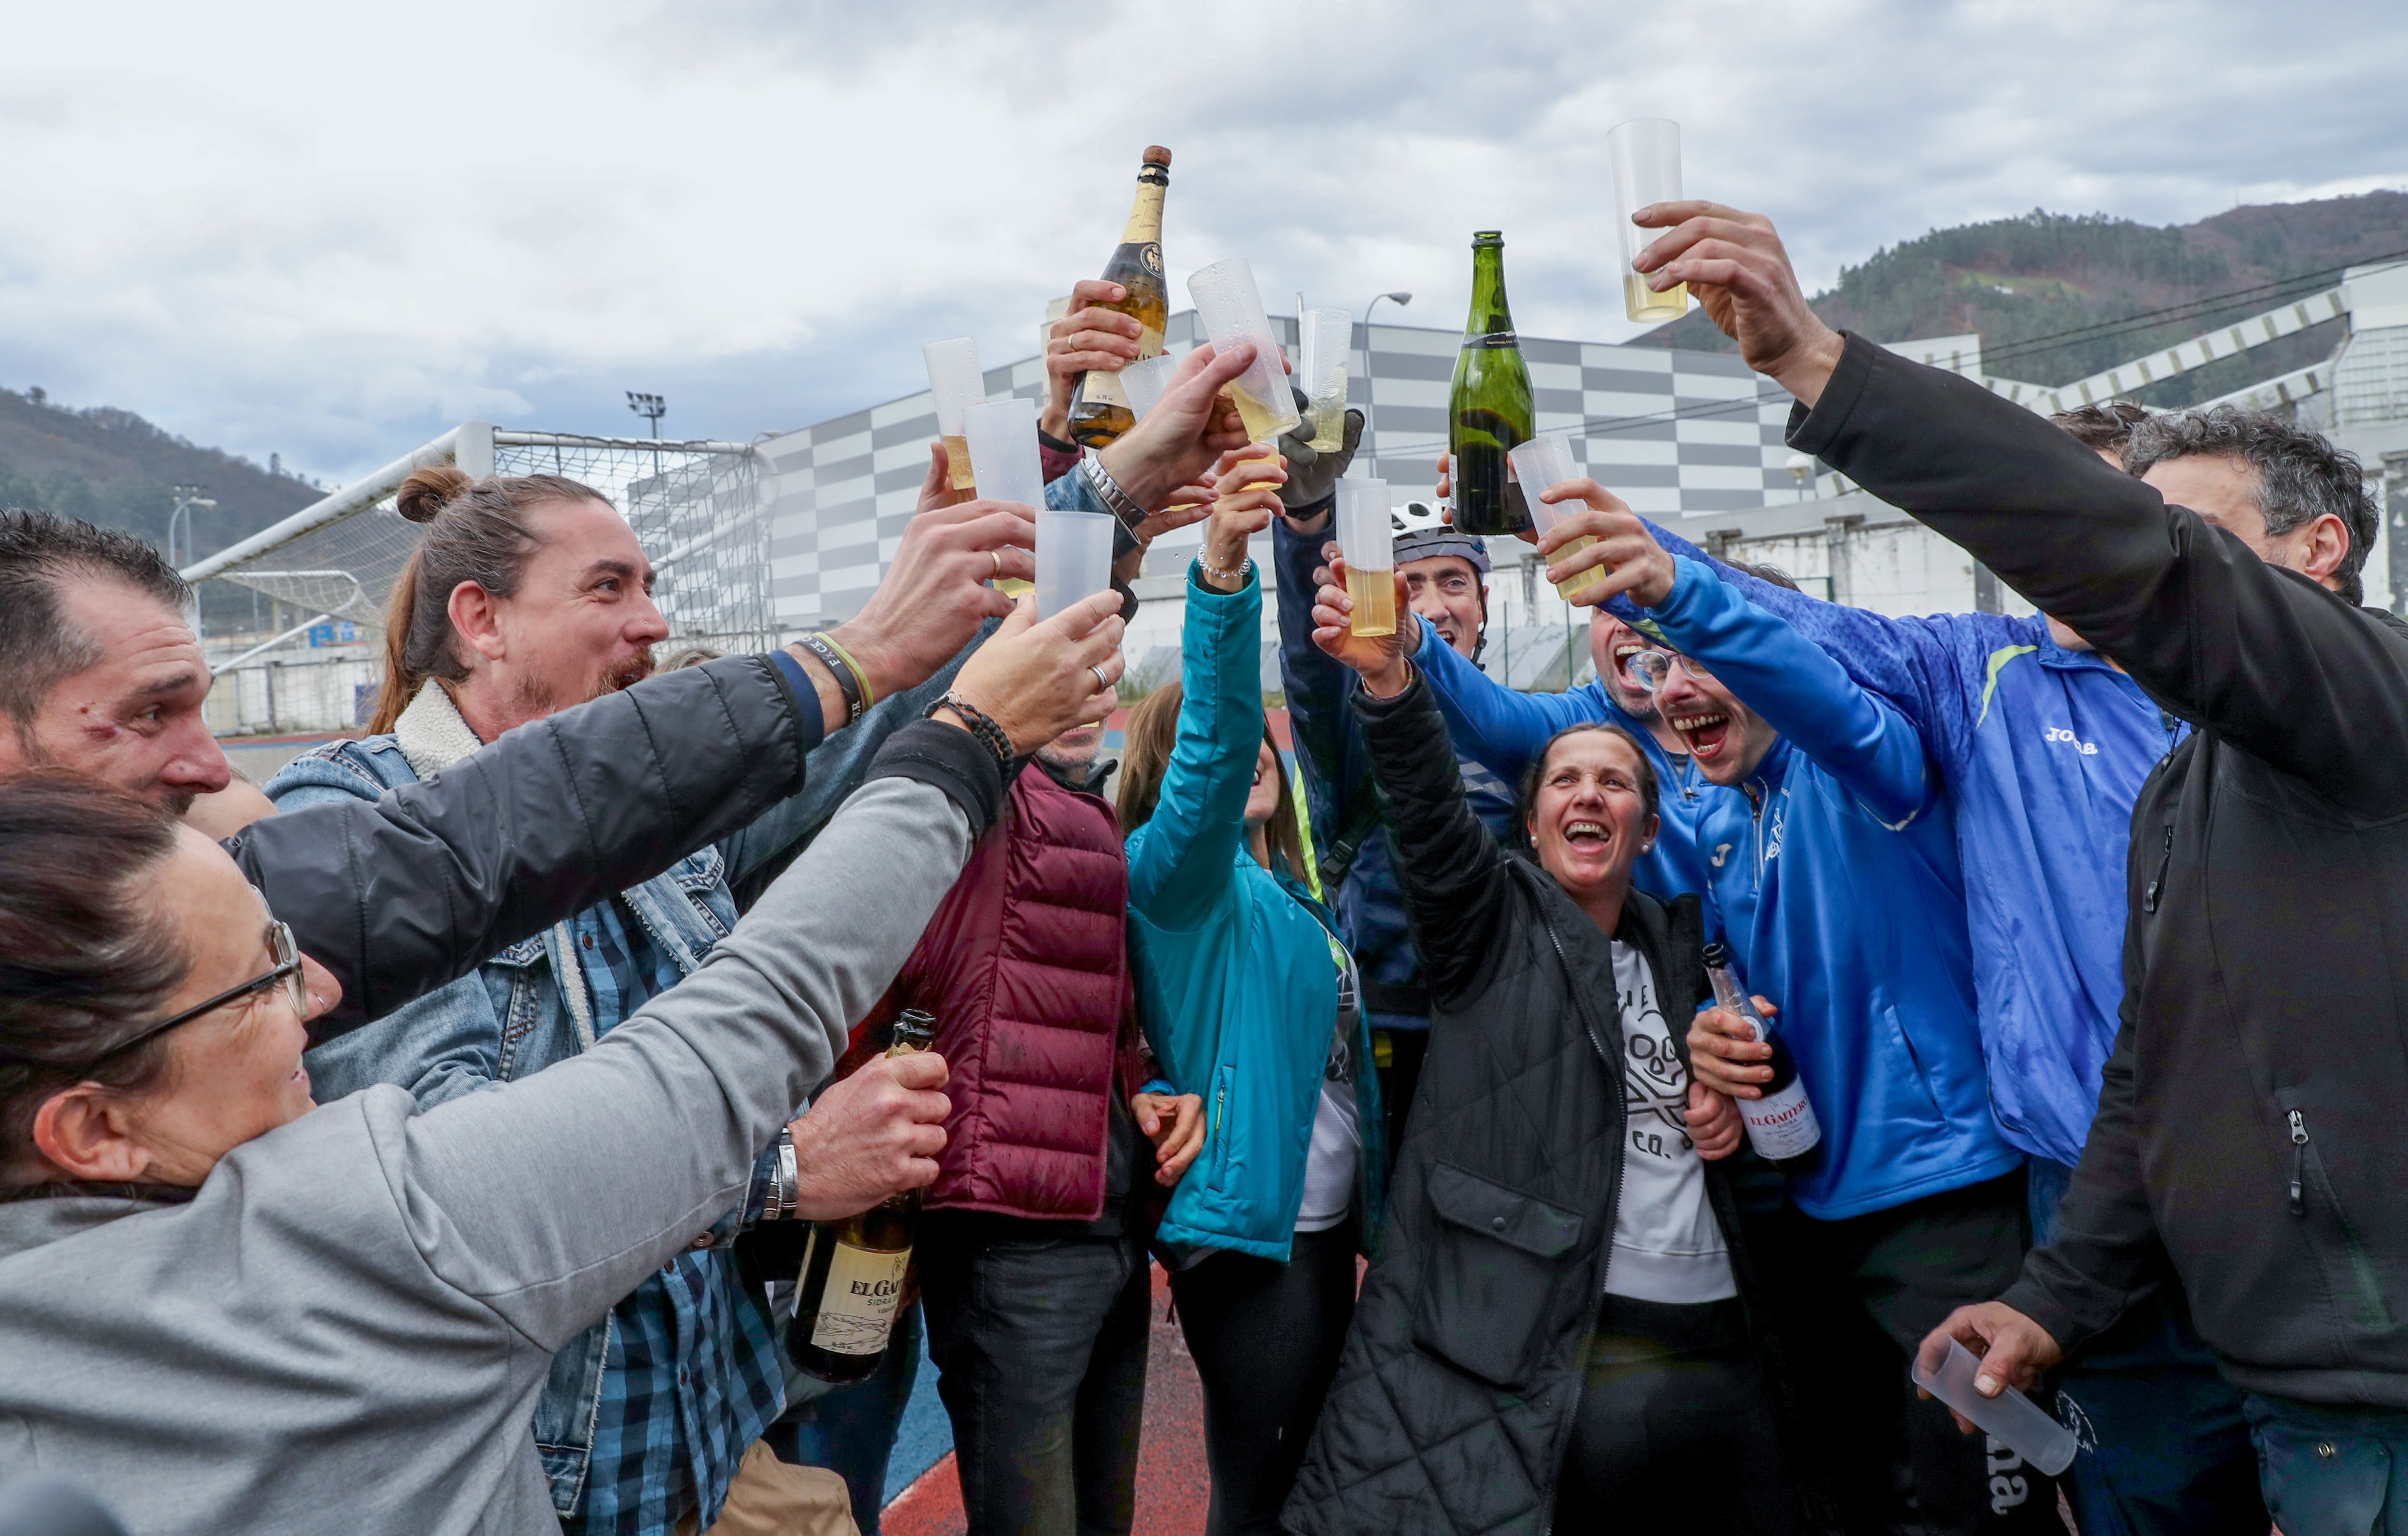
[267,665,959,1518]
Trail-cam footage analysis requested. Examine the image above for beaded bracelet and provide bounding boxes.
[927,691,1016,772]
[797,633,868,725]
[1195,551,1252,588]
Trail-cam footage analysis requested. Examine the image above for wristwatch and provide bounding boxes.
[763,1128,799,1221]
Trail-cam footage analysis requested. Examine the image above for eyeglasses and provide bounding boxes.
[1622,649,1716,692]
[89,919,305,1068]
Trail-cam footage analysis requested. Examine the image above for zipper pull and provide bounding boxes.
[2288,1109,2308,1216]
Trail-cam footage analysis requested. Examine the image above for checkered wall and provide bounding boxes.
[755,312,1799,629]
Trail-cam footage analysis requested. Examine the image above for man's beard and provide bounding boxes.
[510,646,655,720]
[602,647,656,695]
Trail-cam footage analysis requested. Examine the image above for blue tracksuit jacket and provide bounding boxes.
[1616,520,2188,1168]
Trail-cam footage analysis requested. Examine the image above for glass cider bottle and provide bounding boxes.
[1447,230,1535,536]
[1065,146,1172,448]
[1701,943,1823,1172]
[784,1009,937,1384]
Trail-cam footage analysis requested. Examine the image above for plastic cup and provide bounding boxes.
[1122,352,1179,421]
[1186,258,1302,444]
[924,339,983,493]
[1911,1339,2077,1478]
[962,395,1043,512]
[1036,509,1116,622]
[1335,479,1397,639]
[1510,433,1608,601]
[1299,307,1352,452]
[1607,118,1688,322]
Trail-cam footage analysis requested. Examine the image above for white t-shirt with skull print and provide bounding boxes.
[1604,941,1738,1303]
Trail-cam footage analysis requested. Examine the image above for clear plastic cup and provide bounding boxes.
[1335,479,1397,639]
[1607,118,1688,322]
[924,339,983,493]
[1299,307,1353,452]
[1036,509,1117,621]
[962,395,1043,511]
[1122,353,1179,421]
[1186,258,1302,444]
[1911,1339,2077,1478]
[1510,433,1608,601]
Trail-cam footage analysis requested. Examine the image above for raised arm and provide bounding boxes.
[235,653,824,1041]
[1407,611,1607,780]
[1271,505,1374,867]
[1639,555,1937,826]
[1127,459,1280,931]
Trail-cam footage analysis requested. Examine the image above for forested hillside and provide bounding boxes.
[1636,191,2408,407]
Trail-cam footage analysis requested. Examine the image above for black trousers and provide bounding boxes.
[917,1214,1152,1536]
[1552,1294,1805,1534]
[1750,1169,2063,1536]
[1167,1222,1359,1536]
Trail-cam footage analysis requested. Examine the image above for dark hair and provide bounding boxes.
[368,464,609,734]
[1721,558,1801,593]
[2123,406,2379,604]
[1118,683,1309,882]
[1514,722,1660,846]
[0,774,188,1173]
[0,510,191,734]
[2052,401,2151,460]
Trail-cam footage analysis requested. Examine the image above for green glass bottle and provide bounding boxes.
[1448,231,1535,537]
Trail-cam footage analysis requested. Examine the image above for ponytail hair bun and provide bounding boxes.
[395,464,474,525]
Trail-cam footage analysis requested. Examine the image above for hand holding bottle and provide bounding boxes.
[1044,277,1147,440]
[946,590,1125,753]
[1688,997,1780,1098]
[785,1050,952,1221]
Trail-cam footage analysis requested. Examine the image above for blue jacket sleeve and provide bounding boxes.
[1639,556,1937,827]
[1125,567,1266,932]
[1410,614,1607,780]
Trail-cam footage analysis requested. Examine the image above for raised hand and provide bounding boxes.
[1309,553,1412,699]
[1197,446,1283,592]
[946,590,1125,753]
[1632,201,1845,405]
[786,1050,953,1219]
[1529,480,1676,609]
[1094,341,1257,512]
[1042,278,1146,440]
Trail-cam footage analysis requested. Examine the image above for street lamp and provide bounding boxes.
[1360,292,1411,476]
[167,484,216,571]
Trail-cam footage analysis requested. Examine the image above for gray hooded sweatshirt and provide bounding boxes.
[0,766,978,1536]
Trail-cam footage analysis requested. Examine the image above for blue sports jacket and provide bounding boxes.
[1428,555,2018,1220]
[1128,564,1387,1260]
[1615,520,2187,1168]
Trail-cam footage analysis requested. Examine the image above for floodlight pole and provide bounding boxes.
[627,392,667,476]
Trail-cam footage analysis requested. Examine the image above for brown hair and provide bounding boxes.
[0,509,191,733]
[0,774,188,1176]
[1514,722,1660,846]
[1117,683,1309,883]
[366,464,609,734]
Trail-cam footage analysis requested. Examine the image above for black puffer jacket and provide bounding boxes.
[1793,333,2408,1406]
[1284,670,1815,1536]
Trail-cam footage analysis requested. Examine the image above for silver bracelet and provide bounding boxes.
[1195,551,1252,587]
[767,1130,798,1220]
[1081,454,1147,531]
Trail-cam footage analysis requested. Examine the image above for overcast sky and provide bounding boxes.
[3,0,2405,486]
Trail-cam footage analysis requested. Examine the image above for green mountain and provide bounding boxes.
[1635,191,2408,407]
[0,384,318,564]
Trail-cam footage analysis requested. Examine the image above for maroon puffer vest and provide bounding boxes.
[879,761,1140,1221]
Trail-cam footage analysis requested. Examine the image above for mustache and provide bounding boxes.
[604,647,657,693]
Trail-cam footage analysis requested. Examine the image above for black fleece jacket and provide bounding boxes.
[1792,332,2408,1405]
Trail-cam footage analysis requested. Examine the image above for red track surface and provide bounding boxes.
[881,1263,1209,1536]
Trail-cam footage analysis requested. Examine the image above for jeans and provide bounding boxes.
[1552,1294,1803,1535]
[1169,1222,1358,1536]
[767,1301,923,1536]
[916,1214,1152,1536]
[2243,1393,2408,1536]
[2027,1158,2265,1536]
[1749,1170,2062,1534]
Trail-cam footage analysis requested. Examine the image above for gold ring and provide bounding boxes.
[990,550,1003,578]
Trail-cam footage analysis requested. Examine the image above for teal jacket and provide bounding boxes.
[1126,565,1387,1261]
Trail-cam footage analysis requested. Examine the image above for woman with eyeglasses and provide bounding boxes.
[0,595,1123,1536]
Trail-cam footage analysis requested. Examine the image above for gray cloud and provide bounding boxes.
[0,0,2403,484]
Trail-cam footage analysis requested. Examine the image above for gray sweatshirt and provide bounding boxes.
[0,771,975,1536]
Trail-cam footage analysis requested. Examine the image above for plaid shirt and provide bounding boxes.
[569,898,786,1536]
